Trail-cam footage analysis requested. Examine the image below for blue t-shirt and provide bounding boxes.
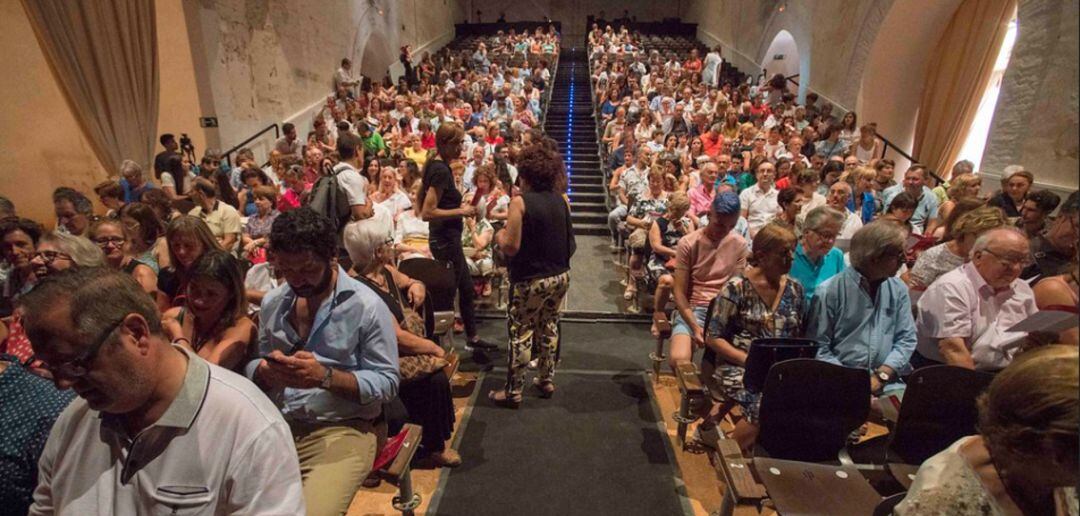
[788,244,846,305]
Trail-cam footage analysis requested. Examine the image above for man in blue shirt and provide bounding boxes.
[245,208,399,516]
[882,165,940,236]
[806,221,917,395]
[118,159,156,203]
[789,206,847,304]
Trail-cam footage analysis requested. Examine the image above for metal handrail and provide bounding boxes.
[786,73,800,86]
[221,123,280,168]
[875,132,945,184]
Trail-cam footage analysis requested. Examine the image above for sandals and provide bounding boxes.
[533,378,556,398]
[488,389,522,409]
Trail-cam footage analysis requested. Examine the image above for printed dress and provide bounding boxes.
[707,275,806,421]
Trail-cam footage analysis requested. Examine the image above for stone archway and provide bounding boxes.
[761,30,799,95]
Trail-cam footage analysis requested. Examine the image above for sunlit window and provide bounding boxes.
[956,12,1018,170]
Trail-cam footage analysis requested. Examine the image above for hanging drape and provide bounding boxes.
[20,0,159,175]
[912,0,1014,177]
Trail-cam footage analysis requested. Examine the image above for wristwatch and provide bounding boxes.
[875,370,891,384]
[320,366,334,389]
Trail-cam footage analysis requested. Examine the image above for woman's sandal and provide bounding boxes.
[533,378,556,398]
[488,389,522,409]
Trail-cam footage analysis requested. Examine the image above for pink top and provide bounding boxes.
[688,184,715,218]
[278,189,303,212]
[915,262,1038,371]
[676,227,749,307]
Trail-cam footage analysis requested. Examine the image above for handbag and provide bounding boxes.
[399,354,449,383]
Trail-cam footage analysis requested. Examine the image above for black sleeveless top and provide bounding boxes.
[509,191,575,283]
[356,267,406,324]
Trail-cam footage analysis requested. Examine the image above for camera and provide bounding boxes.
[179,133,194,152]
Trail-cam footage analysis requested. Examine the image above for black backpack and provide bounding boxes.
[306,162,352,237]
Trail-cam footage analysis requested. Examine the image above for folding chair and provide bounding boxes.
[372,423,424,515]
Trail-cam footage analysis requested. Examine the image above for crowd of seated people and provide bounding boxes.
[588,25,1080,466]
[0,25,563,516]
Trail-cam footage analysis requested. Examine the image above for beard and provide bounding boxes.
[291,264,334,299]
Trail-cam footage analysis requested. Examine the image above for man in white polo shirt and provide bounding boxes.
[334,133,374,222]
[21,268,304,515]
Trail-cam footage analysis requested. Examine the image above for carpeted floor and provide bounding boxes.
[429,370,690,516]
[460,320,654,374]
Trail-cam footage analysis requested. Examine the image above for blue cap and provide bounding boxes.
[712,191,741,215]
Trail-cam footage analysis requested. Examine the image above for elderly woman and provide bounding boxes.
[935,173,984,233]
[908,207,1006,297]
[896,345,1078,515]
[371,166,412,218]
[845,167,881,225]
[241,186,280,264]
[490,138,575,407]
[162,250,253,371]
[788,206,846,304]
[648,192,696,336]
[987,166,1033,218]
[156,216,225,311]
[343,209,460,468]
[699,223,806,451]
[2,231,103,365]
[624,167,670,301]
[89,218,158,295]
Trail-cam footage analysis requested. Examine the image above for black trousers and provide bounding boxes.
[431,236,478,339]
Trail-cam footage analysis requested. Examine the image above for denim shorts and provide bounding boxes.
[671,305,710,337]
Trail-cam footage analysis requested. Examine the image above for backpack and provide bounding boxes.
[306,162,352,237]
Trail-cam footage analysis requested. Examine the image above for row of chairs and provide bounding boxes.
[653,318,994,515]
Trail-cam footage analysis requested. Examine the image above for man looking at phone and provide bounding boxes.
[245,207,399,516]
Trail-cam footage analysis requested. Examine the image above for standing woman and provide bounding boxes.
[419,123,496,351]
[490,138,575,407]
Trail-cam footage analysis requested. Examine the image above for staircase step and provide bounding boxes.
[572,222,612,237]
[569,201,608,213]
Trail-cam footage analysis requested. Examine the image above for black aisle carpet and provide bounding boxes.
[430,371,689,516]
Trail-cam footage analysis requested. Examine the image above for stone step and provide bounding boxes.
[572,222,612,237]
[569,201,607,213]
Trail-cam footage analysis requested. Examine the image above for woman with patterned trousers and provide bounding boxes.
[490,139,575,408]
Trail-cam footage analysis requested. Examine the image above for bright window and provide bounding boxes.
[956,13,1018,170]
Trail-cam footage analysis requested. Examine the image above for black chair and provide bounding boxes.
[755,359,870,462]
[742,338,819,394]
[851,365,995,466]
[397,258,457,349]
[873,492,907,516]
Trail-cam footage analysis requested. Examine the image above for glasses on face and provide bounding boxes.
[33,251,72,264]
[94,236,126,247]
[36,317,125,378]
[809,228,839,242]
[983,249,1034,269]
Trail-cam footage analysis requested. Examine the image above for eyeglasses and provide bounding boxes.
[35,316,125,378]
[983,249,1034,269]
[93,236,126,247]
[809,228,839,242]
[33,251,72,264]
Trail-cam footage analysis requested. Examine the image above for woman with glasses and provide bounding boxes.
[1,232,105,368]
[788,206,847,305]
[161,250,252,371]
[89,218,159,295]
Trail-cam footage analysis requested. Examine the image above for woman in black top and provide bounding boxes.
[419,123,497,351]
[490,138,575,408]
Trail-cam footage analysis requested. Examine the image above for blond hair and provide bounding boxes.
[949,206,1005,242]
[666,191,690,215]
[750,223,796,266]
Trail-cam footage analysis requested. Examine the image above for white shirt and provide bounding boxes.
[333,161,368,207]
[739,184,780,237]
[31,347,304,515]
[915,263,1038,371]
[376,190,412,218]
[244,262,281,316]
[839,209,863,240]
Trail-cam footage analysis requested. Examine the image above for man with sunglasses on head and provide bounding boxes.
[807,221,917,395]
[915,227,1039,372]
[245,207,398,516]
[20,268,304,515]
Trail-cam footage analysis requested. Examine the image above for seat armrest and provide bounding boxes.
[675,362,704,395]
[432,310,455,335]
[379,424,423,483]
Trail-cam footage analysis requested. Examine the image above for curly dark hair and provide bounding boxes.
[270,207,337,261]
[0,217,43,244]
[517,138,566,193]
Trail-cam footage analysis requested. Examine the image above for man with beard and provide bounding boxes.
[245,207,399,516]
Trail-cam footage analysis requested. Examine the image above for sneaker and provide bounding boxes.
[465,338,501,352]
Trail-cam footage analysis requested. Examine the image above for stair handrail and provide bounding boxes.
[221,123,280,168]
[874,131,945,184]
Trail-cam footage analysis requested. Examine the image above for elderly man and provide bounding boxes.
[689,162,718,218]
[789,206,847,304]
[669,191,749,371]
[807,221,917,393]
[22,269,304,514]
[739,160,779,238]
[882,165,940,236]
[245,208,398,516]
[119,159,156,204]
[915,228,1039,371]
[51,188,93,237]
[825,180,863,242]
